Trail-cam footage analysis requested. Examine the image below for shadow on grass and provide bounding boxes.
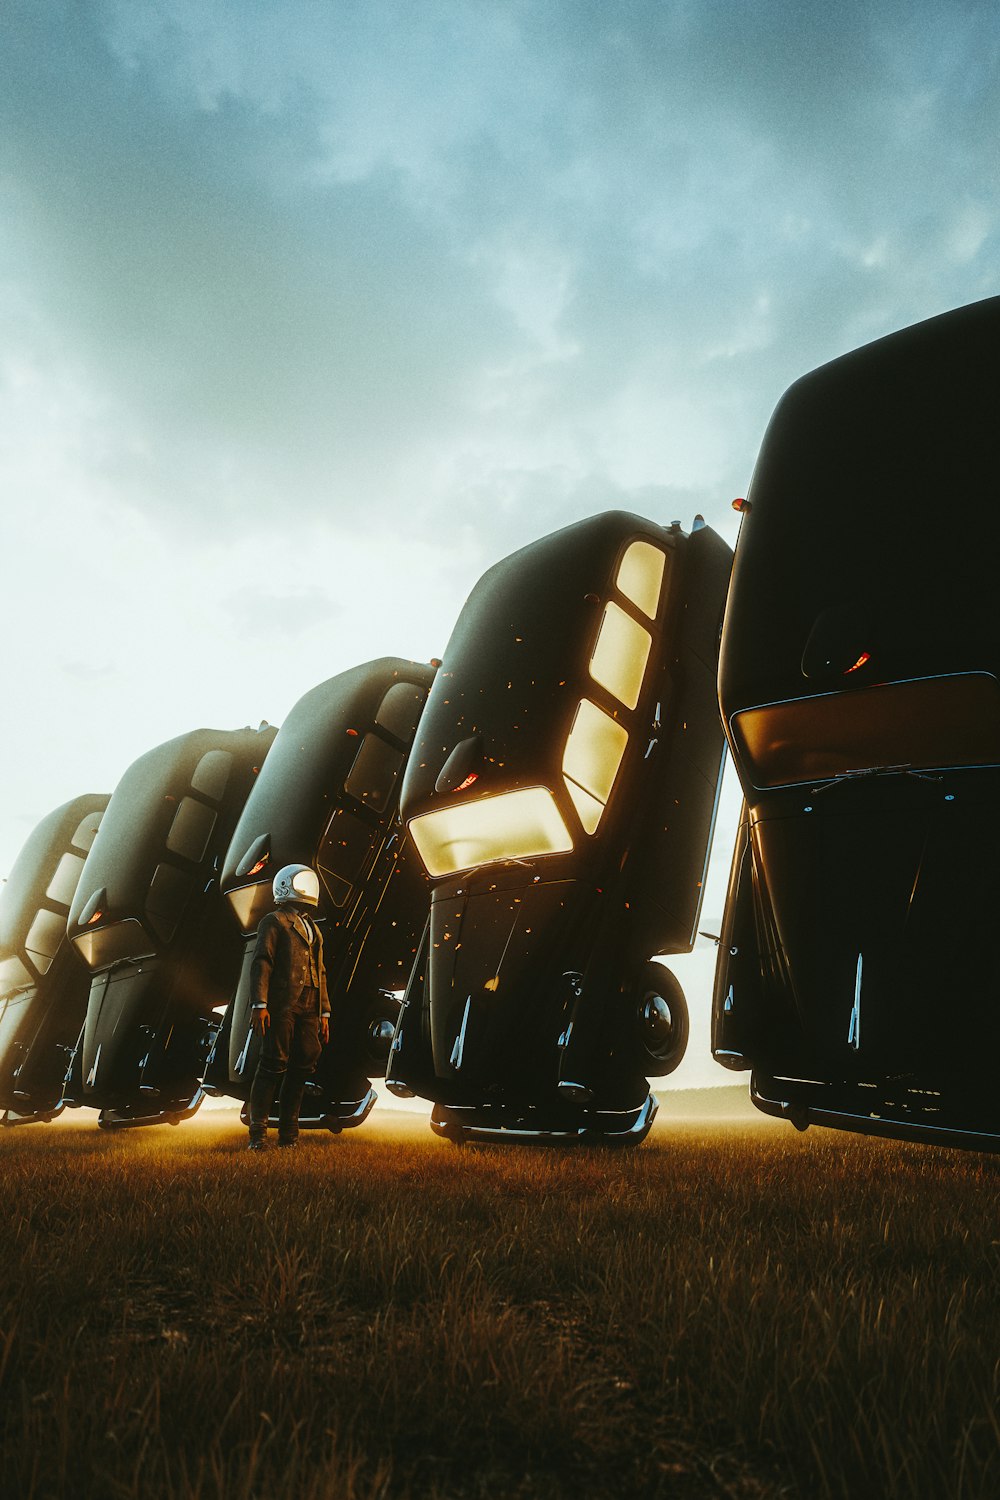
[3,1111,999,1498]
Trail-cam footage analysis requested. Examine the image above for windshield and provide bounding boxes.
[408,787,573,879]
[731,673,1000,788]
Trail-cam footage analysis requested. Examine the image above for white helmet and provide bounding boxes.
[272,864,320,908]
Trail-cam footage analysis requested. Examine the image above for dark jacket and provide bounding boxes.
[250,907,330,1015]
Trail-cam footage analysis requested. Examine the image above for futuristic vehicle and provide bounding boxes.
[0,795,108,1124]
[387,509,732,1143]
[208,657,436,1132]
[64,723,276,1127]
[712,295,1000,1150]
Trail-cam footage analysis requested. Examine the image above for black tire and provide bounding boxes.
[634,962,689,1077]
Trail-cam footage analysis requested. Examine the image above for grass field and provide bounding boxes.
[3,1102,999,1500]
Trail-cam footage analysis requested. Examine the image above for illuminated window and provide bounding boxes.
[25,908,66,974]
[562,699,629,813]
[616,541,667,619]
[589,602,651,710]
[376,682,427,741]
[226,882,275,934]
[46,852,86,908]
[563,779,606,835]
[408,788,573,879]
[190,750,233,802]
[166,798,217,863]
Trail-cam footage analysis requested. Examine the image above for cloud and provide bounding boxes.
[2,0,997,567]
[2,1,999,855]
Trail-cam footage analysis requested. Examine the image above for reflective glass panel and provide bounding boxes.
[344,735,404,813]
[166,798,217,863]
[226,881,275,934]
[25,908,66,974]
[72,919,157,969]
[408,787,573,878]
[317,809,375,904]
[616,541,667,619]
[376,682,427,741]
[46,852,86,908]
[589,602,651,710]
[562,699,629,805]
[71,811,104,852]
[145,863,194,943]
[190,750,233,801]
[563,777,605,834]
[0,954,32,993]
[732,674,1000,788]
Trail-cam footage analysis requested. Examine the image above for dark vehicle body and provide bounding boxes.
[712,296,1000,1149]
[64,725,275,1127]
[389,510,732,1143]
[209,658,435,1131]
[0,795,108,1124]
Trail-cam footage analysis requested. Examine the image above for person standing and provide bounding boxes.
[246,864,330,1150]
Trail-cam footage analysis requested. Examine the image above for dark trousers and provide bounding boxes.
[248,988,323,1142]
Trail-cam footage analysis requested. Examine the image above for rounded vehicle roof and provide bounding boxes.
[720,296,1000,713]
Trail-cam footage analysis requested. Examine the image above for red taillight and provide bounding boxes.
[844,652,871,674]
[346,728,358,737]
[455,773,478,792]
[732,497,751,513]
[247,858,268,876]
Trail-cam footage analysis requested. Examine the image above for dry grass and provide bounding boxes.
[2,1107,999,1499]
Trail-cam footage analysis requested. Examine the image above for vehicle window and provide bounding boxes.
[562,698,629,831]
[165,797,217,863]
[71,811,103,852]
[0,954,32,993]
[72,919,157,969]
[25,908,65,974]
[375,682,427,741]
[146,863,195,943]
[317,809,374,906]
[408,788,572,879]
[616,541,668,620]
[46,852,86,908]
[226,881,275,934]
[732,674,1000,788]
[344,735,404,813]
[190,750,233,802]
[589,602,651,711]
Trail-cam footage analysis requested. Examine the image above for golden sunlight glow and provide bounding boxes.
[615,540,666,619]
[562,699,629,809]
[408,788,573,878]
[589,601,651,710]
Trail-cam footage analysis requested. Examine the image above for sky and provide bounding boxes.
[2,0,998,1087]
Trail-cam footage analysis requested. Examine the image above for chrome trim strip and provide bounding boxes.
[848,952,862,1051]
[450,997,472,1071]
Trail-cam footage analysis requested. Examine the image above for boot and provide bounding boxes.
[248,1069,280,1150]
[277,1067,309,1146]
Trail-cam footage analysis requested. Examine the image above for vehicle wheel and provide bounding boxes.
[634,962,689,1077]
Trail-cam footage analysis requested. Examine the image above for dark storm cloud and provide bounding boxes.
[1,0,998,546]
